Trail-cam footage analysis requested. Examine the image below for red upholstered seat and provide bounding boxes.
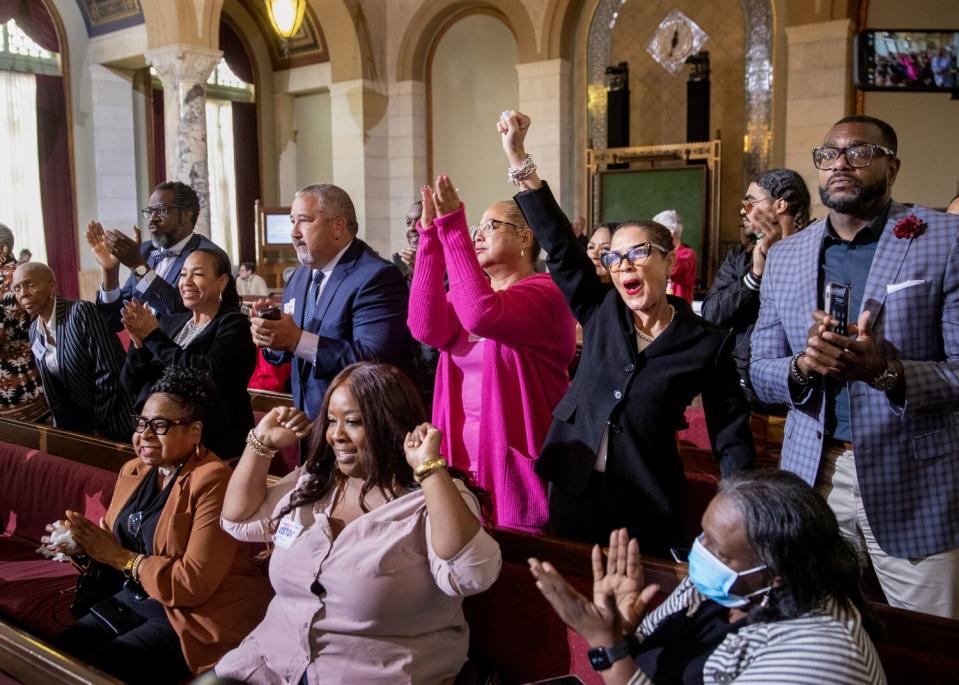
[0,441,118,639]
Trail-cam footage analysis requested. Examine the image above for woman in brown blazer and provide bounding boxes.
[44,366,272,684]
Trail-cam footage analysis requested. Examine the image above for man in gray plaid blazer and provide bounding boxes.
[750,115,959,618]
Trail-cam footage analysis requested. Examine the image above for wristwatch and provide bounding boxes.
[133,264,150,279]
[871,359,900,392]
[588,635,639,671]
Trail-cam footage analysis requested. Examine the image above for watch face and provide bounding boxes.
[588,648,612,671]
[646,10,708,74]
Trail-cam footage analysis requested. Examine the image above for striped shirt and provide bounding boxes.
[627,578,886,684]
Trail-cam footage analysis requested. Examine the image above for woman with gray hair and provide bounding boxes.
[650,210,696,303]
[0,223,47,422]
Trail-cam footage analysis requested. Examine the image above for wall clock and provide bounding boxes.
[645,10,708,75]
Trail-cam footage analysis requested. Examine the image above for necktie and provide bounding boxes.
[302,269,324,329]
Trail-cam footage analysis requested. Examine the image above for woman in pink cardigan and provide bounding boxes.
[408,175,576,533]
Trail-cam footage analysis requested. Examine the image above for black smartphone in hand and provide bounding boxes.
[825,282,851,337]
[259,305,282,321]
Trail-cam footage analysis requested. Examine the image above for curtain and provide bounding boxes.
[36,74,78,298]
[232,101,260,264]
[206,99,239,264]
[0,70,46,263]
[219,21,253,86]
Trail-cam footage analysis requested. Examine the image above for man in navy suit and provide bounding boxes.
[250,183,413,423]
[751,115,959,618]
[86,181,228,331]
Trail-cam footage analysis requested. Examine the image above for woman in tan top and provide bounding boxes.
[216,361,502,685]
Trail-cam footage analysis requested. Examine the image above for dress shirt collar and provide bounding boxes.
[163,232,195,257]
[823,201,891,245]
[40,296,57,342]
[317,240,353,279]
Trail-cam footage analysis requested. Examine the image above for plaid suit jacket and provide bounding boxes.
[750,202,959,558]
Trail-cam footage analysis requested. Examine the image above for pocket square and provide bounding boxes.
[886,280,925,294]
[284,299,296,314]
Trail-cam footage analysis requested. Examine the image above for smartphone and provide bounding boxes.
[824,282,851,337]
[259,305,282,321]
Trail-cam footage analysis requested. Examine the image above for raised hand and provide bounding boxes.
[420,184,436,230]
[433,175,462,217]
[497,109,531,164]
[404,422,443,470]
[105,226,146,270]
[594,528,660,634]
[254,406,313,450]
[85,221,120,272]
[748,203,782,277]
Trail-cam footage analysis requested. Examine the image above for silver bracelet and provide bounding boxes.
[507,154,537,185]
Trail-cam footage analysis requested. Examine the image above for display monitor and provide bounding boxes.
[855,30,959,92]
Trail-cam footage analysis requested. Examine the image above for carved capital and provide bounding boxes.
[146,43,222,87]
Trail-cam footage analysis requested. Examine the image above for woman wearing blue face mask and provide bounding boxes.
[529,470,886,684]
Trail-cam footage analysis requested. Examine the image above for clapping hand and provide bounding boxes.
[121,298,159,346]
[105,226,146,270]
[404,422,443,470]
[433,175,461,217]
[748,203,783,277]
[803,309,889,384]
[64,510,132,570]
[529,528,660,648]
[253,407,313,450]
[85,221,120,272]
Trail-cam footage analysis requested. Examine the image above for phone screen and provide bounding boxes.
[825,282,851,337]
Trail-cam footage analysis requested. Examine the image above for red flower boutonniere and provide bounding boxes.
[893,214,926,240]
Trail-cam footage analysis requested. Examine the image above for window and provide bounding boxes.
[0,19,59,76]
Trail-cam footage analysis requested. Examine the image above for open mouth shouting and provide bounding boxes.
[622,277,643,296]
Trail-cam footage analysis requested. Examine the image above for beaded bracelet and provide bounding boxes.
[246,429,277,459]
[507,154,537,185]
[131,553,146,584]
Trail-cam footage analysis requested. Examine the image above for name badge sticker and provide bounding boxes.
[273,517,304,548]
[284,299,296,315]
[31,338,46,360]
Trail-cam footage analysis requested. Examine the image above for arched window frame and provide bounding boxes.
[0,18,59,76]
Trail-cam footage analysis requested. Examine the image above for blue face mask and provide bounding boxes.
[687,536,771,608]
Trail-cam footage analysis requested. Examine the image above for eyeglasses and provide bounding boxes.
[812,143,896,170]
[740,196,774,213]
[131,415,193,435]
[599,242,670,271]
[469,219,520,241]
[139,204,185,219]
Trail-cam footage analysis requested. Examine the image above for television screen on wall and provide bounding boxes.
[855,29,959,92]
[265,213,292,244]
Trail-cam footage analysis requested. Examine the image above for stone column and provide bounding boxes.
[145,44,222,236]
[517,59,572,214]
[784,20,855,220]
[387,80,427,255]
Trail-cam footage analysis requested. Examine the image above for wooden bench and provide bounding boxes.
[0,618,123,684]
[466,528,959,685]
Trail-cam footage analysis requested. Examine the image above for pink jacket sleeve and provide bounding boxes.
[407,218,462,350]
[436,206,574,354]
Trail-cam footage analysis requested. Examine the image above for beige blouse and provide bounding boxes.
[215,467,502,685]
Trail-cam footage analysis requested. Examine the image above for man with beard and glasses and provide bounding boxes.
[86,181,228,331]
[248,183,413,428]
[750,115,959,619]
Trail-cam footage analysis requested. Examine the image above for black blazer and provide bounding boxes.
[121,310,256,459]
[29,298,134,441]
[514,184,755,544]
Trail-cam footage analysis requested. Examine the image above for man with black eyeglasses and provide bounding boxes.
[86,181,228,331]
[750,115,959,618]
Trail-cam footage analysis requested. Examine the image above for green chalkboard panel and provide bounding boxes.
[599,166,707,283]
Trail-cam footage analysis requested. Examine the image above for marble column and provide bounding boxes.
[145,44,222,236]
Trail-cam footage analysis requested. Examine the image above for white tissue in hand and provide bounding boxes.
[37,521,77,562]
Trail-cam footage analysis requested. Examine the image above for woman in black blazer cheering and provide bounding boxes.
[498,111,755,556]
[120,249,255,459]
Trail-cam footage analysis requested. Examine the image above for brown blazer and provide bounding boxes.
[104,449,272,674]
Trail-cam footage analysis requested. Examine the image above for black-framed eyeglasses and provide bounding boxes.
[740,196,774,214]
[470,219,521,241]
[599,242,670,271]
[139,204,185,219]
[131,415,193,435]
[812,143,895,170]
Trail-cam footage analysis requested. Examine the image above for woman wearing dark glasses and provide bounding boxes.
[701,169,811,400]
[497,111,755,557]
[44,366,270,684]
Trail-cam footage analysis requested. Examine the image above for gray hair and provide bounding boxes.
[0,223,13,250]
[14,261,55,284]
[651,209,682,240]
[297,184,359,236]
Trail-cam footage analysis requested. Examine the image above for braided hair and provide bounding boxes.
[148,365,219,425]
[756,169,812,229]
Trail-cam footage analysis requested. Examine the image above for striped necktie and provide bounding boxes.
[302,269,324,328]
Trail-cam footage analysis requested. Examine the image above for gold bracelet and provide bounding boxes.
[246,429,277,459]
[131,554,146,584]
[414,457,448,482]
[121,553,137,578]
